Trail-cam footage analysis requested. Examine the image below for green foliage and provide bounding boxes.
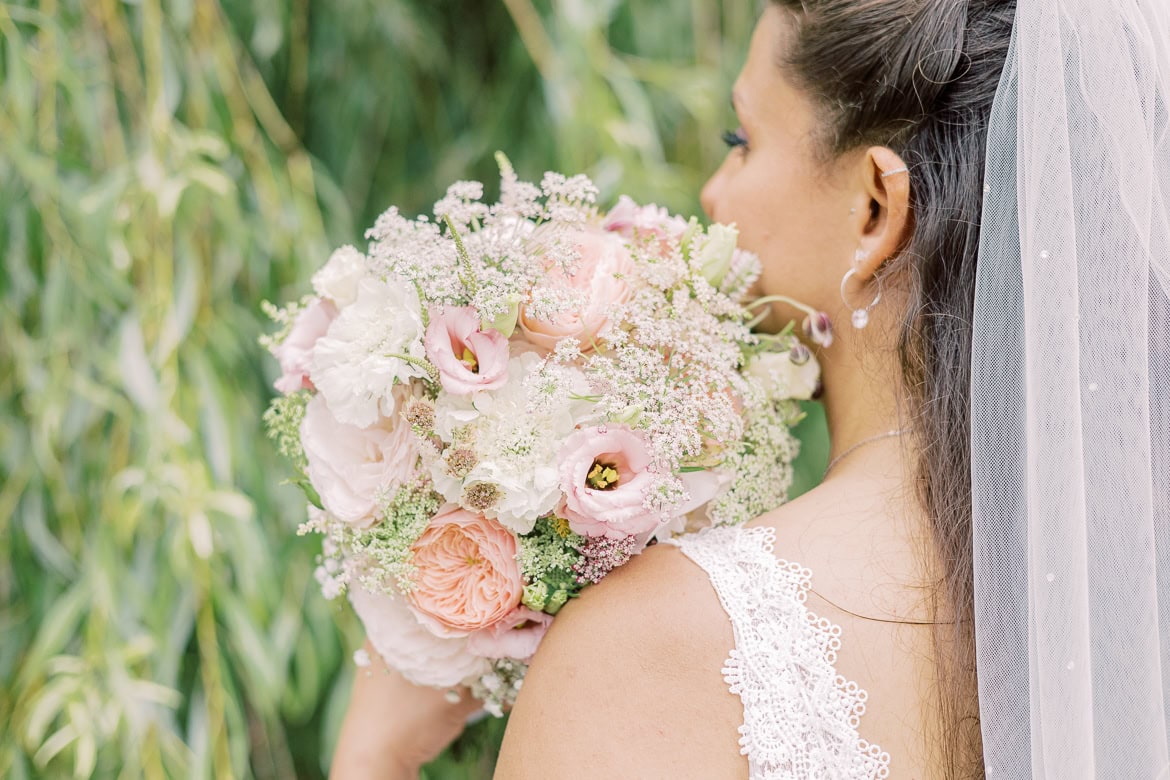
[0,0,826,778]
[517,517,585,614]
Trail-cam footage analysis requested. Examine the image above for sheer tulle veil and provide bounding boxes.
[971,0,1170,776]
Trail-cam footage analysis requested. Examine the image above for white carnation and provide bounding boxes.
[312,245,368,307]
[466,460,560,534]
[309,275,428,428]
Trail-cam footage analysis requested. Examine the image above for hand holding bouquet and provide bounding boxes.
[262,155,829,715]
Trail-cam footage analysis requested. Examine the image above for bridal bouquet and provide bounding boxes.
[262,156,826,715]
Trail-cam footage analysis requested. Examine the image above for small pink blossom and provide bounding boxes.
[273,297,336,394]
[572,534,639,584]
[603,195,688,240]
[519,227,635,353]
[802,311,834,348]
[465,606,553,661]
[557,424,660,539]
[424,306,509,396]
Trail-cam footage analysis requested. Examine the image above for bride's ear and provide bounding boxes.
[849,146,912,281]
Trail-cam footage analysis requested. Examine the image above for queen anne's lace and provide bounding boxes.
[664,525,891,780]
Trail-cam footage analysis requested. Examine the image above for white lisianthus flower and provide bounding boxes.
[696,223,740,288]
[312,245,368,307]
[349,585,490,688]
[746,349,822,401]
[309,275,428,428]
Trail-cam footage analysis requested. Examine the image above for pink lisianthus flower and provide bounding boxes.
[603,195,688,240]
[465,606,553,661]
[424,306,509,396]
[407,508,524,636]
[273,297,337,394]
[519,226,635,353]
[557,424,661,539]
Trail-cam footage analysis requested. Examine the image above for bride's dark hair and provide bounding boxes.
[769,1,1016,776]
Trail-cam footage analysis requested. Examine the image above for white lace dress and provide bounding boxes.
[661,524,892,780]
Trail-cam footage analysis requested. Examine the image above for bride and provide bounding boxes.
[332,0,1170,777]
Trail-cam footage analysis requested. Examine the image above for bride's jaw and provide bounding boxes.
[702,6,915,467]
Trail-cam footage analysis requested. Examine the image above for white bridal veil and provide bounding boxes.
[971,0,1170,776]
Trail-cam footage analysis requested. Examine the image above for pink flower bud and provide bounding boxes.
[802,311,834,348]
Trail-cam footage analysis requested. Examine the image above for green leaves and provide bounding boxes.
[0,1,822,778]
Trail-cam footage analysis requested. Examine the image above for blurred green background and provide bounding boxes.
[0,1,825,777]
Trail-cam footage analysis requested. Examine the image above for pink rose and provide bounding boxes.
[466,606,553,661]
[349,585,489,688]
[603,195,688,240]
[424,306,509,396]
[557,424,661,539]
[300,392,419,528]
[273,297,336,394]
[519,227,635,352]
[407,508,523,636]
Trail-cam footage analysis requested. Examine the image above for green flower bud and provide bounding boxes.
[545,588,570,615]
[697,223,739,288]
[522,581,549,612]
[482,294,522,338]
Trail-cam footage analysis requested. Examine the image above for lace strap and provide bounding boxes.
[664,525,891,780]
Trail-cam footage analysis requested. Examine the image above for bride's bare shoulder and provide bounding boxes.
[494,541,746,779]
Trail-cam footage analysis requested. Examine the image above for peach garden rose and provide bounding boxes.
[406,508,524,636]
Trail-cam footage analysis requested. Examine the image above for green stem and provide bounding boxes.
[443,216,479,297]
[744,294,816,316]
[386,353,441,387]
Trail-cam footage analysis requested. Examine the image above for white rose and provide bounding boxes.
[349,585,490,688]
[696,223,739,287]
[312,245,368,308]
[746,349,821,401]
[301,392,420,528]
[309,275,428,428]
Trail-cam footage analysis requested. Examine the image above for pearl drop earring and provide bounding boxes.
[841,249,882,329]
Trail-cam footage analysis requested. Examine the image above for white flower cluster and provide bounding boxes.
[263,158,823,709]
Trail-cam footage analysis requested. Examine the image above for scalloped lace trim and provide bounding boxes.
[664,525,891,780]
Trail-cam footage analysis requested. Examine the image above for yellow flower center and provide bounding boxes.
[460,346,479,373]
[586,460,621,490]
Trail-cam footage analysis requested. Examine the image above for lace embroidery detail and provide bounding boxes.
[663,525,892,780]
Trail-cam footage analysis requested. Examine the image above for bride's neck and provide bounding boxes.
[816,324,909,465]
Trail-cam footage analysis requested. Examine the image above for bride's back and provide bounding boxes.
[749,468,950,778]
[496,456,957,779]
